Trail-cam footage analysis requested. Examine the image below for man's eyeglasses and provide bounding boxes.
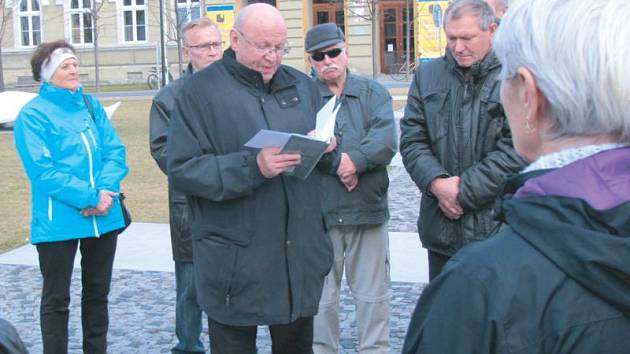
[236,30,291,56]
[310,48,344,62]
[187,41,224,51]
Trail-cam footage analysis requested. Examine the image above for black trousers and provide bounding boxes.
[36,232,118,354]
[428,250,451,281]
[208,316,314,354]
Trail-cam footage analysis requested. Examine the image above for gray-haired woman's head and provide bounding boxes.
[493,0,630,144]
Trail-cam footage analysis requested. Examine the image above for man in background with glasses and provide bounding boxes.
[166,4,336,354]
[305,23,397,354]
[149,17,223,354]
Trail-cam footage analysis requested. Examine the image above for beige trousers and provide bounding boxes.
[313,223,391,354]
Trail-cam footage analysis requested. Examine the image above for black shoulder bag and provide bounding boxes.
[83,95,132,232]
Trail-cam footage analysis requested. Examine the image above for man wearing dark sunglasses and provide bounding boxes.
[305,23,397,354]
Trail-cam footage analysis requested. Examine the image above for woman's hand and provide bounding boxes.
[81,190,117,216]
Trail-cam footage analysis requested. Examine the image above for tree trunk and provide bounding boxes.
[94,36,101,92]
[0,45,5,92]
[371,2,378,80]
[405,0,411,81]
[174,0,183,78]
[158,0,167,86]
[92,1,101,92]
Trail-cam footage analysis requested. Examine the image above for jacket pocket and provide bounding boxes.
[193,236,240,306]
[196,197,255,246]
[197,224,253,247]
[274,87,301,108]
[358,168,389,207]
[422,90,450,144]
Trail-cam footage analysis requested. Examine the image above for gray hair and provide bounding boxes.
[494,0,630,143]
[491,0,508,12]
[444,0,496,31]
[181,18,219,46]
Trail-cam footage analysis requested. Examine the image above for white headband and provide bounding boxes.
[40,48,77,82]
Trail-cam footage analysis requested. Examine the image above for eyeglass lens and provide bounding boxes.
[190,42,222,50]
[238,30,290,55]
[311,48,343,62]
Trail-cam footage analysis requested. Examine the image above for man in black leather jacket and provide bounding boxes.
[149,17,223,354]
[400,0,525,280]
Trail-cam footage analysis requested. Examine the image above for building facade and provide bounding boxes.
[1,0,446,87]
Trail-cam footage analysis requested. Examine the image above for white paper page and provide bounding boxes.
[315,97,340,142]
[244,129,292,149]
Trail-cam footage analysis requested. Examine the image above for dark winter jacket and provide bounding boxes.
[316,73,397,227]
[166,49,334,326]
[149,63,194,262]
[400,49,525,256]
[403,147,630,354]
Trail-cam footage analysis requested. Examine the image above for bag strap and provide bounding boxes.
[83,94,96,122]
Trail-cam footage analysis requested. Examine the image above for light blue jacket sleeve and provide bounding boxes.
[14,109,100,209]
[88,95,128,192]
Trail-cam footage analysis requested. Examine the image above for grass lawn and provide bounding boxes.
[0,98,168,253]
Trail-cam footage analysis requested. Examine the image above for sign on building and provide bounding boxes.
[416,0,450,61]
[206,5,236,45]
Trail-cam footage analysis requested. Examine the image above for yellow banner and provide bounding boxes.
[206,5,236,46]
[416,0,450,60]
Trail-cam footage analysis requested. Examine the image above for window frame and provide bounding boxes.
[16,0,42,48]
[176,0,200,25]
[119,0,148,43]
[68,0,95,45]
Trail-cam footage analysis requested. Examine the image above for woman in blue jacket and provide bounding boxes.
[13,40,128,354]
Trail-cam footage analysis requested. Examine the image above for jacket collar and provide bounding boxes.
[500,146,630,212]
[502,169,554,196]
[39,81,85,103]
[222,48,297,93]
[182,62,194,78]
[315,70,360,99]
[514,147,630,211]
[445,48,500,82]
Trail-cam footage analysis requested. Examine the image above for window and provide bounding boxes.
[176,0,200,24]
[122,0,147,42]
[70,0,94,44]
[313,0,344,35]
[18,0,41,47]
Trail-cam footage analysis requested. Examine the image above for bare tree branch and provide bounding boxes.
[0,0,17,92]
